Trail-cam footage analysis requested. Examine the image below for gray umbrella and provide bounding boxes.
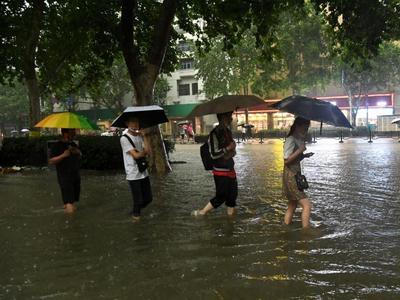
[186,95,265,118]
[271,95,352,128]
[111,105,169,128]
[177,120,190,126]
[391,117,400,124]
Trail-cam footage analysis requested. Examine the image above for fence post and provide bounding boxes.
[259,131,264,144]
[339,129,344,143]
[368,128,373,143]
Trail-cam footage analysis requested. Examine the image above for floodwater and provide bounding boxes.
[1,138,400,299]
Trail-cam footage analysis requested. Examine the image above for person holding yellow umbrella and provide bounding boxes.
[35,112,97,213]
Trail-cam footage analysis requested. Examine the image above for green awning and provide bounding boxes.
[76,104,199,123]
[75,108,120,122]
[163,103,198,118]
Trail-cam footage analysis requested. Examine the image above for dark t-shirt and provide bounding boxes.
[210,125,235,170]
[50,140,81,181]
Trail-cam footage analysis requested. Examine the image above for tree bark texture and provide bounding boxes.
[25,77,41,129]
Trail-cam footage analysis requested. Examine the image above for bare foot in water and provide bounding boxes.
[64,203,75,214]
[191,210,206,216]
[132,216,141,223]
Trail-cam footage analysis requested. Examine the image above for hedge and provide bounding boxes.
[0,136,175,170]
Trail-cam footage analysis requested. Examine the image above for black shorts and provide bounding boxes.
[210,175,238,208]
[58,177,81,204]
[128,177,153,216]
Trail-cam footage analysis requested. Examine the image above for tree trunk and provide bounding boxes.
[25,75,41,129]
[119,0,176,174]
[134,71,172,174]
[23,0,44,130]
[144,126,172,173]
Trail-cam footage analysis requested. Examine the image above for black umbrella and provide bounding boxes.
[186,95,265,118]
[238,123,255,128]
[391,117,400,124]
[271,95,352,129]
[111,105,169,128]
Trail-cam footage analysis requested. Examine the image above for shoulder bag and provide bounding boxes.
[123,134,148,173]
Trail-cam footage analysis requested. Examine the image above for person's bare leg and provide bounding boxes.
[193,202,214,216]
[227,206,235,216]
[298,198,312,228]
[284,200,297,225]
[64,203,75,214]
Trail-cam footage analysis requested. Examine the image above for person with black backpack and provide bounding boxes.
[192,111,238,217]
[120,117,152,223]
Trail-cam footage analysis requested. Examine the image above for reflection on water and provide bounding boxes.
[1,138,400,299]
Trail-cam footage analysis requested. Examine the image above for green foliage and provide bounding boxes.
[338,41,400,125]
[0,137,50,167]
[312,0,400,61]
[0,82,29,128]
[253,5,332,96]
[195,29,261,99]
[194,40,231,99]
[0,0,120,115]
[77,136,123,170]
[228,30,261,95]
[84,56,133,111]
[153,76,171,106]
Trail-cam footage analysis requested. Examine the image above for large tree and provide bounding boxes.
[0,0,118,129]
[194,40,231,100]
[116,0,307,173]
[313,0,400,56]
[195,30,261,124]
[253,5,332,96]
[86,57,133,112]
[339,42,400,126]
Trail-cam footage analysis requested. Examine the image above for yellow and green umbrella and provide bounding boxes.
[35,112,99,129]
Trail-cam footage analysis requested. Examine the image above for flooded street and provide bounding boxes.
[1,139,400,299]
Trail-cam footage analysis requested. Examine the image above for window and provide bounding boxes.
[178,84,190,96]
[178,41,191,52]
[192,83,198,95]
[180,59,194,70]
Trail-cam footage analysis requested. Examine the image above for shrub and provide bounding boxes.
[0,136,174,170]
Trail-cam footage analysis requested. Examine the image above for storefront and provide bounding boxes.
[236,93,395,131]
[162,103,199,136]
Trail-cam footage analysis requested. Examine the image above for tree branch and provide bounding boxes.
[23,0,45,79]
[119,0,142,80]
[148,0,177,73]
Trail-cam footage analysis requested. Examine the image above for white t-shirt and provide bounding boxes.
[283,135,304,160]
[120,132,149,180]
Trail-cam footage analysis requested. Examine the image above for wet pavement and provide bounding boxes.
[1,138,400,299]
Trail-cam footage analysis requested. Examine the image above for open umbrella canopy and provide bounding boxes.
[111,105,168,128]
[271,95,352,128]
[237,123,255,128]
[177,120,190,126]
[35,112,99,129]
[391,117,400,124]
[186,95,265,118]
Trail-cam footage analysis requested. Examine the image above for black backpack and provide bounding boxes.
[200,140,213,170]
